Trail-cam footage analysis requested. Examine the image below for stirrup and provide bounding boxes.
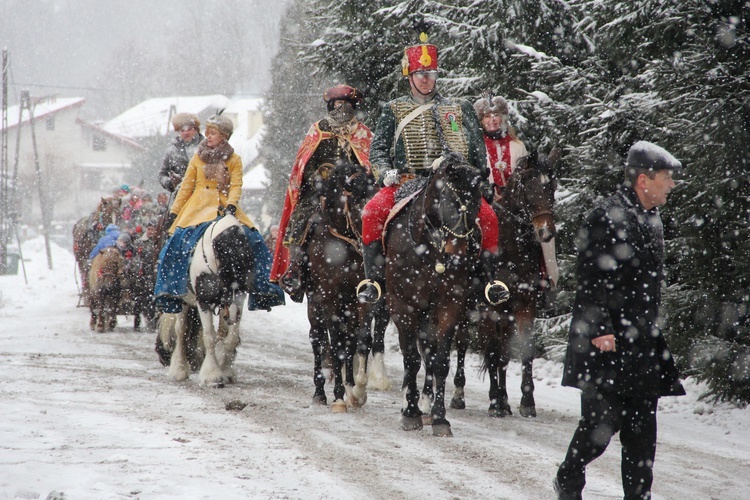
[485,280,510,306]
[356,279,382,303]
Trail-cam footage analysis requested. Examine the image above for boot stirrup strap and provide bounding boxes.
[356,279,382,301]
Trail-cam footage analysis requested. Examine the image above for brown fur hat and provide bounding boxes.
[473,96,509,120]
[171,112,200,131]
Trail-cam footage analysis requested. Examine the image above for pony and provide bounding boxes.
[304,161,377,412]
[470,148,559,418]
[163,215,255,386]
[385,152,489,437]
[73,197,122,306]
[121,239,159,332]
[88,247,125,332]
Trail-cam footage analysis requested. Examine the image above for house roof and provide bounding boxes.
[1,97,85,131]
[242,164,269,191]
[76,118,145,151]
[102,95,231,139]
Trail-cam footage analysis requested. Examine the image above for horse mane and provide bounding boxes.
[213,224,254,294]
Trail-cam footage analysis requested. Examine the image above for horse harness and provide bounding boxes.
[323,169,365,255]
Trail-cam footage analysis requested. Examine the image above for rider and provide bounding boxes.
[159,112,203,194]
[270,85,373,302]
[154,113,284,312]
[356,33,505,305]
[474,93,528,199]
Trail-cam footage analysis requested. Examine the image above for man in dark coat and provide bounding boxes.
[554,141,686,500]
[159,113,203,193]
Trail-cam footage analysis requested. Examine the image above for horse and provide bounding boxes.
[121,238,159,332]
[88,247,125,332]
[470,148,559,418]
[73,197,122,306]
[385,152,489,437]
[163,215,255,386]
[304,160,377,412]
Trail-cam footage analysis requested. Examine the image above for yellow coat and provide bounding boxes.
[168,152,256,233]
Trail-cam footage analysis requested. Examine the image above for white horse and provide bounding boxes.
[161,215,255,386]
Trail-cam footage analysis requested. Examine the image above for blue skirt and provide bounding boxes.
[154,219,284,313]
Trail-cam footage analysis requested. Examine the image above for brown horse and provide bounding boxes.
[469,148,559,418]
[385,153,489,437]
[88,247,125,332]
[304,160,377,412]
[73,197,121,305]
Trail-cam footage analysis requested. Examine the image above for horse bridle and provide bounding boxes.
[325,170,365,254]
[421,175,478,247]
[198,219,243,318]
[502,168,555,228]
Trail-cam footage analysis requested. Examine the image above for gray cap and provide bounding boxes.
[627,141,682,171]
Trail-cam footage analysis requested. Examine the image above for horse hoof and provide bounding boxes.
[331,399,347,413]
[401,415,424,431]
[432,423,453,437]
[449,398,466,410]
[420,414,433,426]
[489,403,512,418]
[312,394,327,406]
[519,405,537,418]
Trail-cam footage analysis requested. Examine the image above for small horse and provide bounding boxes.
[385,153,489,436]
[88,247,125,332]
[164,215,255,386]
[473,148,559,418]
[122,240,158,331]
[304,161,376,411]
[73,197,122,305]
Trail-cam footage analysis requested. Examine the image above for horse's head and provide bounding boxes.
[426,152,487,257]
[320,160,373,225]
[194,223,253,325]
[98,196,122,226]
[507,148,558,243]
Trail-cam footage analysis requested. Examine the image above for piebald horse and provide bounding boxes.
[163,215,255,386]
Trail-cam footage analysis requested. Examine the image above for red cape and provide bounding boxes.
[270,120,372,281]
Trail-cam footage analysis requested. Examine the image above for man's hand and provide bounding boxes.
[592,334,616,352]
[169,172,182,189]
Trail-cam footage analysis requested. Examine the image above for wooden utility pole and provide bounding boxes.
[0,49,9,273]
[22,91,53,269]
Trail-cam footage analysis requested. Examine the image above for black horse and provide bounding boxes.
[305,161,378,411]
[385,152,489,437]
[470,149,559,418]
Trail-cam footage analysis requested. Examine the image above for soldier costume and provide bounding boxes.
[270,85,373,301]
[357,35,502,304]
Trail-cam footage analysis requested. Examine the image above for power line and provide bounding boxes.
[10,82,111,92]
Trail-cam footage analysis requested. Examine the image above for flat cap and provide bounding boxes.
[627,141,682,171]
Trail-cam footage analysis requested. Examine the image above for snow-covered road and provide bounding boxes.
[1,238,748,499]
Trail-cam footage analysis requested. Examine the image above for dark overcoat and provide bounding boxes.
[561,186,685,398]
[159,133,204,192]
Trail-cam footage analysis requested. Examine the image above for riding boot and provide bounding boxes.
[357,241,385,304]
[481,250,510,306]
[280,244,306,303]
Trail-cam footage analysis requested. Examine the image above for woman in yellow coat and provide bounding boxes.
[154,114,283,312]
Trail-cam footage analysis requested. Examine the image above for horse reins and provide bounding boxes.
[326,170,365,255]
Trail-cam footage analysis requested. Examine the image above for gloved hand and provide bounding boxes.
[482,182,495,204]
[165,212,177,228]
[382,169,399,187]
[226,204,237,216]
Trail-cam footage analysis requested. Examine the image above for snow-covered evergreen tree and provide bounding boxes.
[264,0,750,403]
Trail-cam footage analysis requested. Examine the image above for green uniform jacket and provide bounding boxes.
[369,94,486,177]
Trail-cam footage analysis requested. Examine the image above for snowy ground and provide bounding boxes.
[1,237,749,500]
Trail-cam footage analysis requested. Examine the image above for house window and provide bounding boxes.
[81,170,102,190]
[46,116,55,131]
[93,134,107,151]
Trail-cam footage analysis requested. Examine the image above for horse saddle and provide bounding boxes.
[382,177,429,244]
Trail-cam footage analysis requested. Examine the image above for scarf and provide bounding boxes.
[197,139,234,164]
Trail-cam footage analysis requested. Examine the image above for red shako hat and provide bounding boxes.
[401,20,438,76]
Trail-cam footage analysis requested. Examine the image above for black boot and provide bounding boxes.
[281,244,306,303]
[481,250,510,305]
[357,241,385,304]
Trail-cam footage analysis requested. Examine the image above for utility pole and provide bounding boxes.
[21,91,53,269]
[0,49,9,273]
